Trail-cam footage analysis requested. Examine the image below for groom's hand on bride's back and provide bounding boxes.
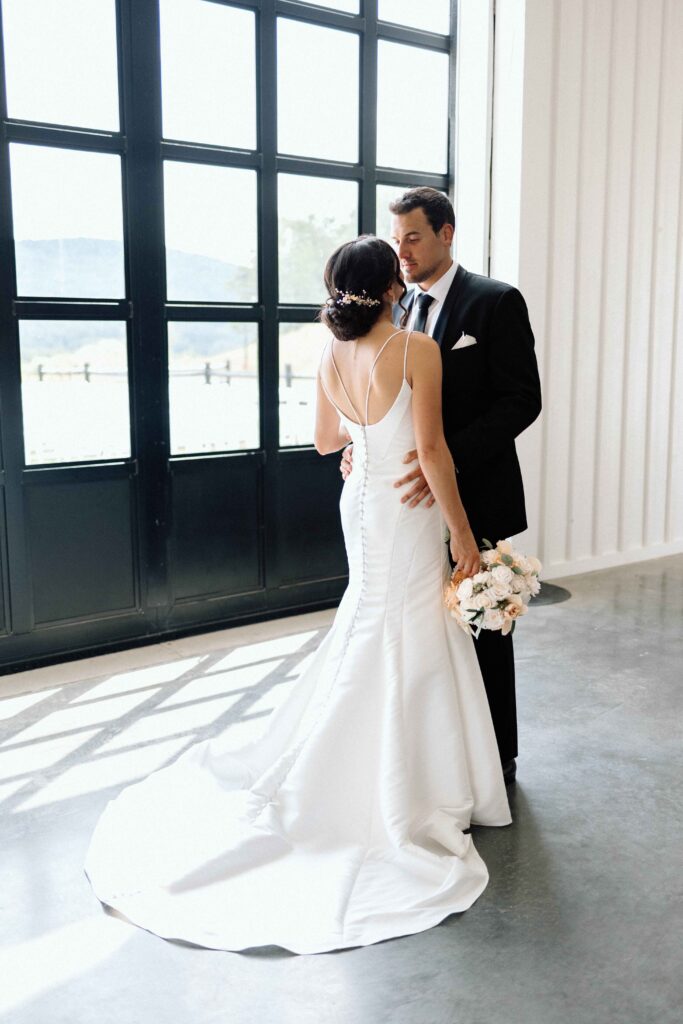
[393,450,435,509]
[340,444,354,481]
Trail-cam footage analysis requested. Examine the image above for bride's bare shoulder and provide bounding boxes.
[407,330,439,350]
[408,331,440,365]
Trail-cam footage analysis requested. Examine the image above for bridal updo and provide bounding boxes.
[320,235,407,342]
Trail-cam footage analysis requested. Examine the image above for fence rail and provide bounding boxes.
[32,362,314,386]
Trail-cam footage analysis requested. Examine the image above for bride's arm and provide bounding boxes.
[410,336,480,576]
[314,373,352,455]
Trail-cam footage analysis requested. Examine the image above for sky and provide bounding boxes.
[2,0,449,269]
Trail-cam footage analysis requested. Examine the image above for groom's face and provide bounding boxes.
[390,208,453,287]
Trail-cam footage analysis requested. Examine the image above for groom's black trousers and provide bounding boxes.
[448,542,519,766]
[472,629,518,766]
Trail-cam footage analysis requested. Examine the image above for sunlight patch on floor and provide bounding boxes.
[247,674,301,717]
[70,656,206,702]
[0,913,132,1017]
[6,689,157,744]
[157,660,286,705]
[0,729,101,781]
[0,688,60,722]
[0,777,29,802]
[209,630,317,672]
[99,692,244,751]
[17,736,192,811]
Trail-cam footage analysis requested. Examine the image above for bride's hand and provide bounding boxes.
[449,529,480,578]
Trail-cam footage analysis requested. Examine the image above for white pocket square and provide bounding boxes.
[451,333,477,350]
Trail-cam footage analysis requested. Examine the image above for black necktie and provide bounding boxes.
[413,292,435,334]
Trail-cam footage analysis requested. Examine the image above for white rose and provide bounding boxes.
[483,608,505,630]
[489,583,509,601]
[527,555,543,575]
[472,591,494,610]
[473,571,490,586]
[491,565,514,585]
[529,576,541,596]
[457,577,474,600]
[511,575,525,593]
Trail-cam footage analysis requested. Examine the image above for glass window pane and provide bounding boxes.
[160,1,256,149]
[278,19,359,163]
[377,42,449,173]
[19,321,130,465]
[376,184,406,242]
[164,163,258,303]
[10,145,125,299]
[278,174,358,305]
[378,0,450,35]
[1,0,119,130]
[279,322,329,447]
[168,322,259,454]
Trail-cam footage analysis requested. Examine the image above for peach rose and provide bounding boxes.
[483,608,505,630]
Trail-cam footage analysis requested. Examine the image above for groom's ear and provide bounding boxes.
[441,223,455,247]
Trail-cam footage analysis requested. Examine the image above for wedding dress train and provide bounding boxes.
[85,330,511,954]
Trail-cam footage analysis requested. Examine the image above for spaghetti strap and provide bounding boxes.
[403,330,412,381]
[325,330,408,427]
[329,341,364,425]
[364,329,406,426]
[318,360,339,410]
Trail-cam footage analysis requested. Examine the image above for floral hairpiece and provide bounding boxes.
[326,288,381,308]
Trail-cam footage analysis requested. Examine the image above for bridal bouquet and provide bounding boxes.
[444,539,542,637]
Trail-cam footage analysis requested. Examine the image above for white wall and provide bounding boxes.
[457,0,683,579]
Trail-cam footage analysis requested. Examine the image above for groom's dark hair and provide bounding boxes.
[389,187,455,235]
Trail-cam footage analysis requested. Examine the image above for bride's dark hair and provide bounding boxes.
[319,235,408,342]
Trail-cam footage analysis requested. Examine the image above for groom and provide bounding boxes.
[341,188,542,783]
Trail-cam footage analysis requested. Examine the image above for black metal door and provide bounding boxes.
[0,0,455,672]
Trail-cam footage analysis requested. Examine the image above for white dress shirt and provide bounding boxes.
[407,259,459,337]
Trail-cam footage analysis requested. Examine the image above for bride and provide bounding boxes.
[85,236,511,955]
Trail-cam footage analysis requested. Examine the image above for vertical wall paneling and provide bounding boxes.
[542,0,586,568]
[667,110,683,544]
[593,0,638,559]
[479,0,683,579]
[517,0,557,562]
[644,0,683,548]
[620,0,665,553]
[567,0,611,562]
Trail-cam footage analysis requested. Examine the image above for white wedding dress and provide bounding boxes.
[85,330,511,954]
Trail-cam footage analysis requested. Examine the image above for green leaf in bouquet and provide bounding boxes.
[501,554,514,566]
[511,565,525,575]
[481,538,494,550]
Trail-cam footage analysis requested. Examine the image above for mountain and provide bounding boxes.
[15,238,255,302]
[13,239,257,355]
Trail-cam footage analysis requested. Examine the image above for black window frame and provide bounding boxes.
[0,0,457,666]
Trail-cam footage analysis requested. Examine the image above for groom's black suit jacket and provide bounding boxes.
[395,265,542,544]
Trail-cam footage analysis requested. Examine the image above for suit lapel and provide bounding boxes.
[433,264,468,348]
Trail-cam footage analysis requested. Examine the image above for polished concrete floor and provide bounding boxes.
[1,555,681,1024]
